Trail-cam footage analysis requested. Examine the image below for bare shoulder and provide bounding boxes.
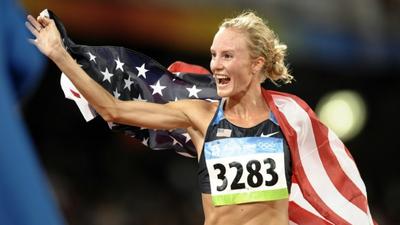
[167,99,218,134]
[182,98,217,107]
[167,99,218,114]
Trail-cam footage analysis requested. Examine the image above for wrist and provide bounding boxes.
[50,44,69,63]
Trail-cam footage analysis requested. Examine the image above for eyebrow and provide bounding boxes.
[210,49,235,54]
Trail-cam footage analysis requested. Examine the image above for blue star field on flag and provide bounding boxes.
[48,10,220,157]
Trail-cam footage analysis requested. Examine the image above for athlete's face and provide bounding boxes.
[210,28,258,98]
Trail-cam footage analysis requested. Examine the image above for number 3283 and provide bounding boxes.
[212,158,279,192]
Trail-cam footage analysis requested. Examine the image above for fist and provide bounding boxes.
[25,14,63,59]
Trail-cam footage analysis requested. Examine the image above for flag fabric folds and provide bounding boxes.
[45,9,219,158]
[263,90,375,225]
[46,9,376,224]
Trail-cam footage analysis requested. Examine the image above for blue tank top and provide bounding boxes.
[198,99,292,194]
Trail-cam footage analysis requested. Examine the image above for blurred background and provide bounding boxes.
[6,0,400,224]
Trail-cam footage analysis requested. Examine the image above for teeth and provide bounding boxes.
[214,74,230,85]
[214,74,229,79]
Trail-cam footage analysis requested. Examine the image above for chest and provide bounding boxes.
[203,119,289,206]
[207,118,280,141]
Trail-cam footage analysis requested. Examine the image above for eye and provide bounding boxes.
[223,53,233,59]
[210,52,216,59]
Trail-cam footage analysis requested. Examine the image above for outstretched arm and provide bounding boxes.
[25,15,191,130]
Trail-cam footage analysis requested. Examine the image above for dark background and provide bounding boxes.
[20,0,400,224]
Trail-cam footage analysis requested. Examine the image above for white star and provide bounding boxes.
[123,77,134,91]
[115,57,125,72]
[113,88,121,99]
[136,63,148,79]
[87,52,96,63]
[171,137,182,146]
[182,133,191,143]
[142,137,149,146]
[134,94,147,102]
[101,67,114,83]
[107,122,116,128]
[150,80,167,96]
[186,85,202,98]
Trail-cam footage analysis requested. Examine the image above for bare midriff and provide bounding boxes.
[202,194,289,225]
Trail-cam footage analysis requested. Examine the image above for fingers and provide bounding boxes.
[37,16,49,27]
[27,15,43,32]
[25,20,39,37]
[25,14,55,38]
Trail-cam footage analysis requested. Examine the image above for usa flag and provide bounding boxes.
[44,9,377,225]
[46,10,219,158]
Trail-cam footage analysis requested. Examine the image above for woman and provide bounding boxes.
[26,10,374,225]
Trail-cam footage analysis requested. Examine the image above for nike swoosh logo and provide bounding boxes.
[261,131,279,137]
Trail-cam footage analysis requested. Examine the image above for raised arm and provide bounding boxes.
[25,15,192,130]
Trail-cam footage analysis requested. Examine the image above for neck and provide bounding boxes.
[224,85,269,122]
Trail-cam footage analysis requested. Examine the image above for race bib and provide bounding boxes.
[204,136,288,206]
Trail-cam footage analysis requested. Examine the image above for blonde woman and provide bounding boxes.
[26,10,375,225]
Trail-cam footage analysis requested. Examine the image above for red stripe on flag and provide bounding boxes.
[289,201,332,225]
[311,120,368,213]
[167,61,210,75]
[70,89,81,98]
[282,91,369,214]
[263,89,351,225]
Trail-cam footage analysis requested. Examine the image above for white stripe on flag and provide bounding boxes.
[328,130,367,196]
[273,95,371,225]
[60,73,97,122]
[328,122,374,224]
[290,183,329,222]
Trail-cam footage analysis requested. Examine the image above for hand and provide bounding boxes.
[25,15,64,60]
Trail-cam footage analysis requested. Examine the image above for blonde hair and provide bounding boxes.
[220,11,293,84]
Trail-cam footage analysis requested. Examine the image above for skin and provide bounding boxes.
[26,15,289,225]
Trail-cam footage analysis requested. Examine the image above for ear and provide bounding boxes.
[251,56,265,75]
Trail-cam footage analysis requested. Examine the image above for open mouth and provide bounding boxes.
[215,75,231,85]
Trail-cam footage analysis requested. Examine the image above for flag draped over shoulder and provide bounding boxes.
[263,90,376,225]
[45,9,376,225]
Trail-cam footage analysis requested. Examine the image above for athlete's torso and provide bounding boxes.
[197,99,292,225]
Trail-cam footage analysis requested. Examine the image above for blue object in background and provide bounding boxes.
[0,0,65,224]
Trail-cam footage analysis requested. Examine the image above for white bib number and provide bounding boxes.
[205,137,288,206]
